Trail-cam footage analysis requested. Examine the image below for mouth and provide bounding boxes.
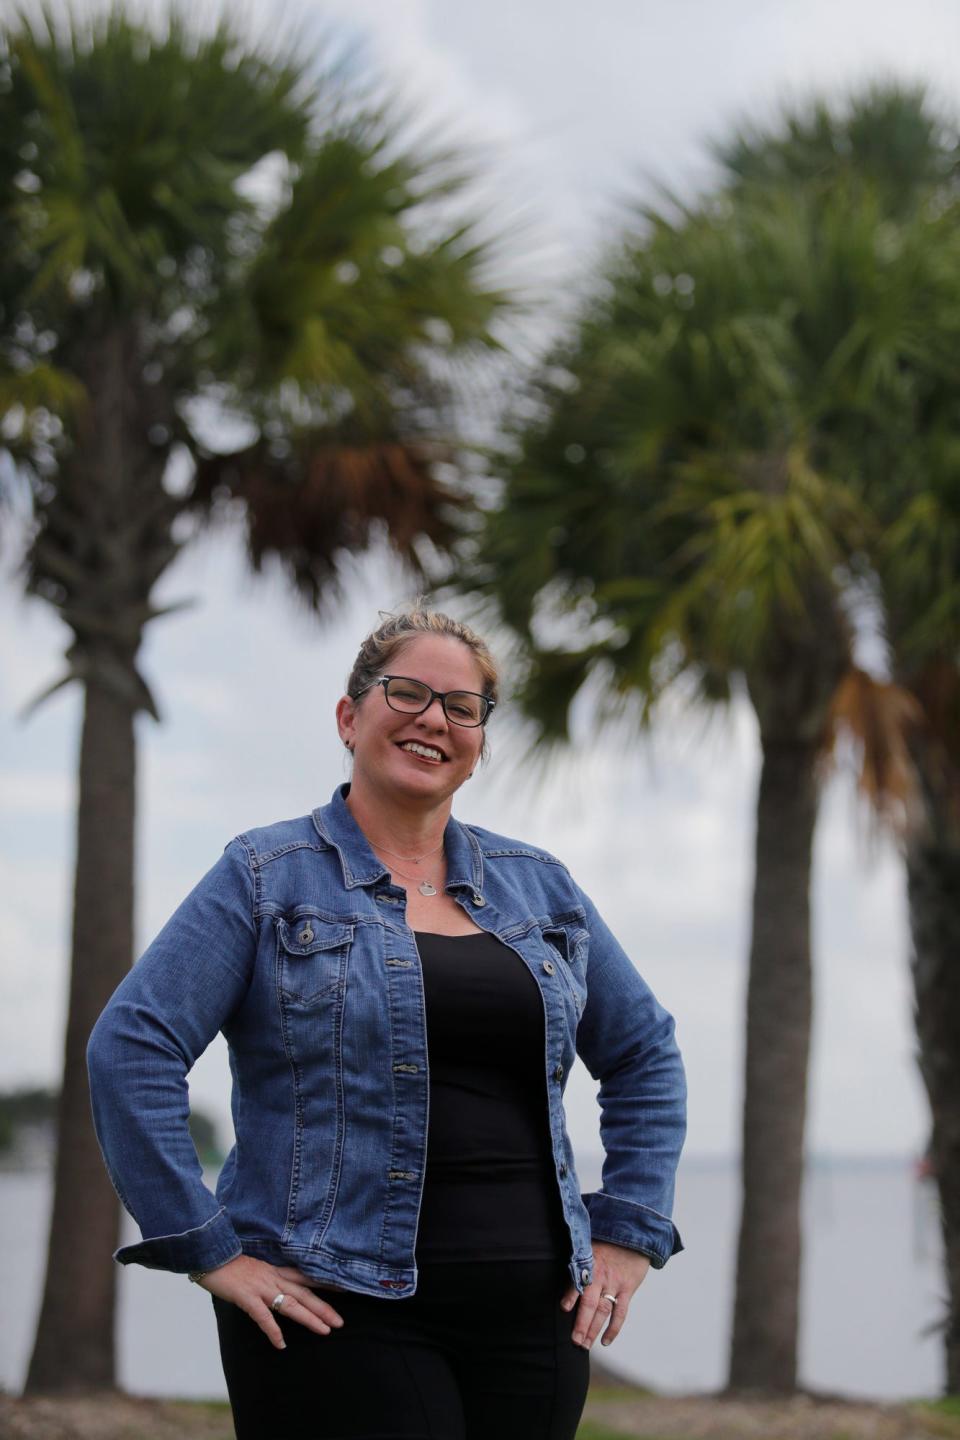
[396,740,448,764]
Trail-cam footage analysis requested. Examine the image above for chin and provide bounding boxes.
[393,764,460,797]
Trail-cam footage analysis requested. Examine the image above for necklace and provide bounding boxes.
[372,846,443,898]
[366,835,445,867]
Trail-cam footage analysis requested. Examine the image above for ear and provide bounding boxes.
[336,694,358,750]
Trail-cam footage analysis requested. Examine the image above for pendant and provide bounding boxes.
[418,881,438,897]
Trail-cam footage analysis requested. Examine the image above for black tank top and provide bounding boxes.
[413,929,570,1262]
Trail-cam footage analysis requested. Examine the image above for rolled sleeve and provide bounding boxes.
[114,1206,243,1272]
[581,1191,683,1269]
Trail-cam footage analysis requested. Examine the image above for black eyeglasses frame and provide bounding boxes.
[351,674,496,728]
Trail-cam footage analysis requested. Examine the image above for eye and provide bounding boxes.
[388,679,430,705]
[448,694,481,720]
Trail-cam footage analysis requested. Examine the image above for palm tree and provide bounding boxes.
[839,264,960,1394]
[717,85,960,1392]
[462,152,959,1391]
[0,8,511,1393]
[883,479,960,1393]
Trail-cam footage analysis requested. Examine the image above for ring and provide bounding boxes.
[270,1292,287,1311]
[601,1293,618,1304]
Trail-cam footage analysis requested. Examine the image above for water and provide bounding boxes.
[0,1155,945,1400]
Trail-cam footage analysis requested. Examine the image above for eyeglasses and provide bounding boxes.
[353,675,495,728]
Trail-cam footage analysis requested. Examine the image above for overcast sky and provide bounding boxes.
[4,0,955,1165]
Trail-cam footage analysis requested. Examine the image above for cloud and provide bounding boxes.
[2,0,948,1164]
[1,770,74,816]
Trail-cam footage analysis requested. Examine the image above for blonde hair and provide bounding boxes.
[346,604,499,760]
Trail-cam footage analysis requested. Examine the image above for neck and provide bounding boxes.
[345,778,451,860]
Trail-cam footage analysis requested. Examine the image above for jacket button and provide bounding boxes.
[559,1162,568,1178]
[471,893,486,907]
[542,960,555,975]
[581,1268,591,1285]
[554,1064,563,1082]
[298,925,314,944]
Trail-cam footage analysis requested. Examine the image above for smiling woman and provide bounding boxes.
[337,629,489,841]
[86,602,686,1440]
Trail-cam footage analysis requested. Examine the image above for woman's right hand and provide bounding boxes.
[194,1255,346,1350]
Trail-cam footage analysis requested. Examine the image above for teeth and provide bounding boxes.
[400,741,444,761]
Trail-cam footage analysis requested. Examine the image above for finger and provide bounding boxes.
[600,1298,627,1346]
[269,1270,345,1325]
[290,1289,345,1327]
[274,1270,347,1320]
[273,1293,334,1335]
[571,1289,600,1348]
[560,1285,579,1312]
[581,1293,613,1347]
[247,1298,287,1351]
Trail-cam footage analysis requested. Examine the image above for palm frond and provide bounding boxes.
[191,434,468,612]
[820,666,924,837]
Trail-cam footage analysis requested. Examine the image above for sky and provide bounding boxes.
[3,0,955,1165]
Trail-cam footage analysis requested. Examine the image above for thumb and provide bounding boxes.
[560,1285,579,1311]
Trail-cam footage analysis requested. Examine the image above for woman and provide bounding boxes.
[88,606,686,1440]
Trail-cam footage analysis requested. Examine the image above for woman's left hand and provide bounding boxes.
[560,1240,651,1349]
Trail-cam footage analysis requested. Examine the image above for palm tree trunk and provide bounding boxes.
[728,735,819,1393]
[23,319,171,1392]
[25,678,136,1393]
[906,772,960,1395]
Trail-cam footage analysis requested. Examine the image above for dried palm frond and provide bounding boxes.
[820,666,924,837]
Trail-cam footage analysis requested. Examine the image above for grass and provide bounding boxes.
[8,1386,960,1440]
[920,1397,960,1417]
[168,1398,645,1440]
[910,1396,960,1439]
[588,1384,655,1402]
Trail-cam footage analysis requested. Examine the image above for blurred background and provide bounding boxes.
[2,0,958,1413]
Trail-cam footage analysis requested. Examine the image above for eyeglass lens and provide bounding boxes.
[384,678,486,726]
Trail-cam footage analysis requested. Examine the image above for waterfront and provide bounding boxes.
[0,1154,944,1400]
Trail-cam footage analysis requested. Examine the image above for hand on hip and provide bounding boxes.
[560,1240,651,1350]
[196,1255,346,1350]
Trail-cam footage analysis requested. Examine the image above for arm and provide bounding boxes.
[573,882,686,1269]
[86,838,257,1273]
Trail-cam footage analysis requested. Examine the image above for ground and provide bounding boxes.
[1,1386,959,1440]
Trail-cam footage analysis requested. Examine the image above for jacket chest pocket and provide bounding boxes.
[539,922,589,1013]
[276,916,354,1008]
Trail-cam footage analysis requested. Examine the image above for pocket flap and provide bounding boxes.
[277,917,354,957]
[540,923,589,964]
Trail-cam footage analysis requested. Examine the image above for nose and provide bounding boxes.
[416,696,448,728]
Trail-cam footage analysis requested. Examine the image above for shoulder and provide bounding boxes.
[462,821,570,870]
[228,813,325,866]
[463,821,586,917]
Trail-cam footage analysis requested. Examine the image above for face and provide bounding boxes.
[336,634,487,808]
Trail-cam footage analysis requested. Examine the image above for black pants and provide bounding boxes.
[213,1258,591,1440]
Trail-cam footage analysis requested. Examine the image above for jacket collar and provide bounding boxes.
[311,784,484,896]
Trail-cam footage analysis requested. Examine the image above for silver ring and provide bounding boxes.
[601,1292,618,1305]
[270,1292,287,1311]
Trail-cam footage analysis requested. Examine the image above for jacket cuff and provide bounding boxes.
[582,1190,684,1270]
[114,1205,243,1274]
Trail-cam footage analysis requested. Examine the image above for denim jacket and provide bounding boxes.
[87,784,686,1300]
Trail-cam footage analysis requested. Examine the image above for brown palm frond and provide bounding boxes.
[191,437,468,609]
[820,665,924,837]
